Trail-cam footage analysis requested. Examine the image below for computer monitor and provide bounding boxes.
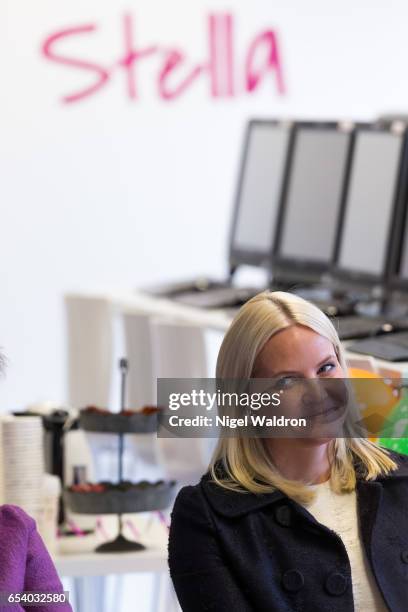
[273,122,353,283]
[229,120,293,271]
[391,167,408,290]
[398,227,408,282]
[335,123,408,286]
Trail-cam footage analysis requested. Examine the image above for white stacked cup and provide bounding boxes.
[37,474,61,555]
[1,415,45,521]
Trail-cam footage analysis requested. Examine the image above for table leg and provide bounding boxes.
[71,576,106,612]
[152,573,181,612]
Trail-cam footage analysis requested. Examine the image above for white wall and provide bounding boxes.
[1,0,408,410]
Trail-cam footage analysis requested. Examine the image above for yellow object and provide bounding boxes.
[348,368,398,438]
[348,368,379,379]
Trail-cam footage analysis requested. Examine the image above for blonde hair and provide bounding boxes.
[209,290,398,504]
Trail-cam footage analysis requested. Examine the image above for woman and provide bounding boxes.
[0,353,71,612]
[0,505,72,611]
[168,291,408,612]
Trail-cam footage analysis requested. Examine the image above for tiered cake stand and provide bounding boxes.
[64,359,175,553]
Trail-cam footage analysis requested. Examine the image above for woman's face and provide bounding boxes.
[252,324,346,442]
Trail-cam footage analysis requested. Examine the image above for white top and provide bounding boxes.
[303,480,387,611]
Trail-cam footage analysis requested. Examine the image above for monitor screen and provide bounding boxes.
[279,127,351,263]
[232,123,291,254]
[338,130,402,276]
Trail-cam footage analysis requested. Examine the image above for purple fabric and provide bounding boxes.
[0,505,72,612]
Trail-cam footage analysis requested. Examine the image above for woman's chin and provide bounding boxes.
[308,418,346,440]
[295,437,334,447]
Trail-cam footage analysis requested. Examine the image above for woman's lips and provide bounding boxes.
[307,403,339,417]
[306,402,346,422]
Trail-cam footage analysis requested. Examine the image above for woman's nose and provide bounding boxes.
[302,378,328,405]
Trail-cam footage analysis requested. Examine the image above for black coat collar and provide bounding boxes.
[201,448,408,518]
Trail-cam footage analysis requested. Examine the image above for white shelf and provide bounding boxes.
[78,288,408,369]
[54,545,168,577]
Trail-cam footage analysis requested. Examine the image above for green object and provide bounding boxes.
[379,392,408,455]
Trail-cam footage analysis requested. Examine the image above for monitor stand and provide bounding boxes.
[143,264,273,302]
[270,277,320,295]
[372,291,408,319]
[269,272,388,318]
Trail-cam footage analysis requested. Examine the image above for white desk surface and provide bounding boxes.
[54,546,168,577]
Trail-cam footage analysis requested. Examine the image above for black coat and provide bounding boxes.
[168,449,408,611]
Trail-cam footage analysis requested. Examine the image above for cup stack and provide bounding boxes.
[37,474,61,555]
[1,415,45,520]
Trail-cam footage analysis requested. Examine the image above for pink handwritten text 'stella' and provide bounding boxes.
[41,13,286,104]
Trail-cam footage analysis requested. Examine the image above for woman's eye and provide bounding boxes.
[277,377,296,389]
[318,363,335,374]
